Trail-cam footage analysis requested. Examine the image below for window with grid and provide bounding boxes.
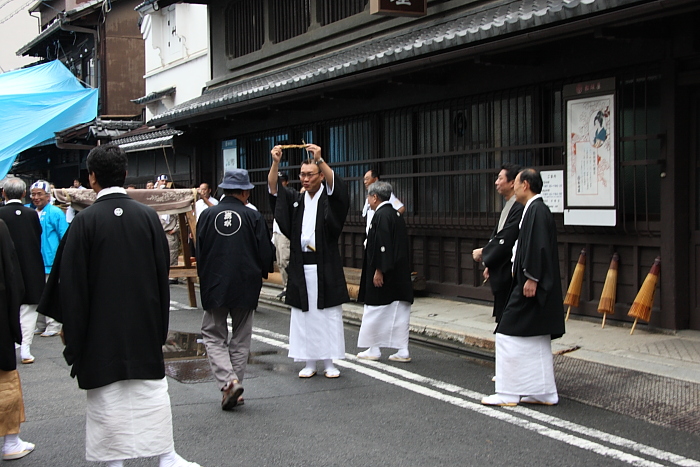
[318,0,368,26]
[224,0,264,58]
[618,71,662,230]
[269,0,311,44]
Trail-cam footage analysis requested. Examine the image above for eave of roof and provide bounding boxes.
[117,134,178,152]
[16,0,106,56]
[16,21,61,56]
[111,127,183,145]
[150,0,620,126]
[131,86,176,105]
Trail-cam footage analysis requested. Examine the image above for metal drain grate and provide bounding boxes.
[554,356,700,435]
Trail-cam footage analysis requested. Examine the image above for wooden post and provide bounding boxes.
[176,212,197,307]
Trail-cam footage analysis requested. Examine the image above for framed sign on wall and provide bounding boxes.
[564,78,617,226]
[566,83,615,207]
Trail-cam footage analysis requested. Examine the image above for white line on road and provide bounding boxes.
[170,300,197,310]
[251,328,700,467]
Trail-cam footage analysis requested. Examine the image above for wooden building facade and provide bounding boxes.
[14,0,147,187]
[149,0,700,331]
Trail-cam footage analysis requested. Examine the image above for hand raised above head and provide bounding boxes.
[304,144,322,161]
[271,146,282,163]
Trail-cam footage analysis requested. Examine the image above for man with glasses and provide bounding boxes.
[268,144,350,378]
[29,180,67,337]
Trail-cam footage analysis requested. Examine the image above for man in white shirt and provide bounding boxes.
[194,183,218,222]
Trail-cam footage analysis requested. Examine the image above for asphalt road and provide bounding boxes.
[11,286,700,466]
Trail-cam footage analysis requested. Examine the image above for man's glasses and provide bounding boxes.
[299,172,320,180]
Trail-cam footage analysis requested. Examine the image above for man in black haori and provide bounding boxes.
[39,144,200,467]
[472,163,523,324]
[0,178,45,364]
[197,169,274,410]
[0,218,35,461]
[268,144,350,378]
[356,181,414,362]
[482,168,565,407]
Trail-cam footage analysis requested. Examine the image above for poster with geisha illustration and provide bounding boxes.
[566,94,615,207]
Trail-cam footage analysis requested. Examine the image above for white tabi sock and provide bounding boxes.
[323,359,336,371]
[3,434,21,454]
[304,360,317,370]
[159,450,201,467]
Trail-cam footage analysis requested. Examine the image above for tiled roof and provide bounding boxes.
[112,127,182,145]
[131,86,176,105]
[150,0,612,125]
[117,135,178,152]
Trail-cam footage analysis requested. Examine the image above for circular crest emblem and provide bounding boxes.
[15,210,21,216]
[114,208,124,217]
[214,210,242,236]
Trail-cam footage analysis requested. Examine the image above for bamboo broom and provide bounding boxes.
[563,248,586,321]
[597,253,619,328]
[628,256,661,335]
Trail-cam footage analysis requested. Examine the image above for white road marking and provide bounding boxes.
[251,327,700,467]
[170,300,197,310]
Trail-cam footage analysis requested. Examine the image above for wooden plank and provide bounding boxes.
[169,267,199,278]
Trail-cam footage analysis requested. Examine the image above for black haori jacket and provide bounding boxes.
[40,193,170,389]
[497,198,565,339]
[481,201,524,295]
[273,175,350,311]
[0,220,24,372]
[196,196,275,311]
[0,203,45,304]
[358,203,413,306]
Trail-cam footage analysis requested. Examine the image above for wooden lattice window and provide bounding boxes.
[269,0,311,44]
[319,0,368,26]
[224,0,264,58]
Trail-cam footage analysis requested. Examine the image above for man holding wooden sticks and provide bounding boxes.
[482,168,565,407]
[268,143,350,378]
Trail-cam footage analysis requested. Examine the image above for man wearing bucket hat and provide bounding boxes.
[196,169,274,410]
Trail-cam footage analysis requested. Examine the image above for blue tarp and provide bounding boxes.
[0,60,98,178]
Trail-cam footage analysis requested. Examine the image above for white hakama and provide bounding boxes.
[85,378,175,462]
[357,301,411,349]
[288,264,346,361]
[495,333,557,397]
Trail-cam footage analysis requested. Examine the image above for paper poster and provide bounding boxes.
[541,170,564,213]
[566,93,615,207]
